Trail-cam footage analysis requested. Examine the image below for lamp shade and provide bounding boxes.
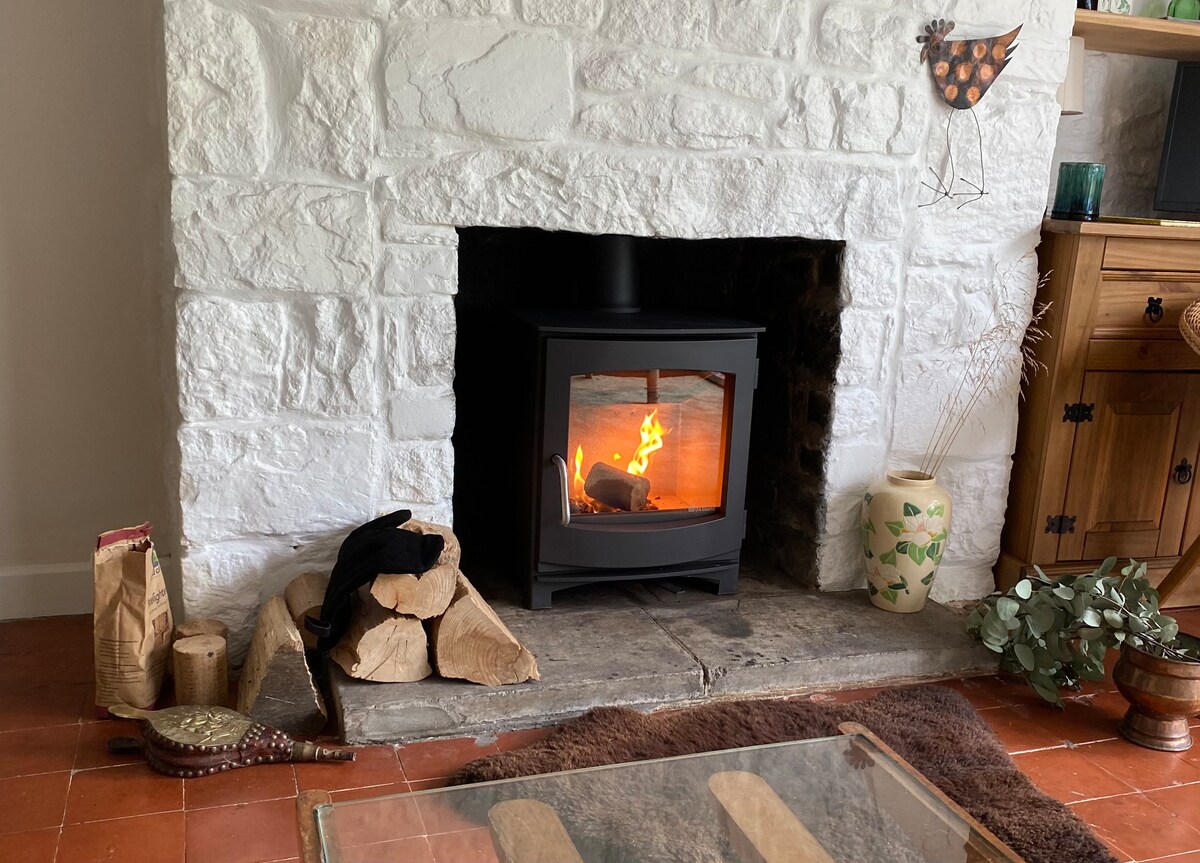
[1057,36,1085,116]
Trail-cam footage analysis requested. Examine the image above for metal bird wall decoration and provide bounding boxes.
[916,19,1022,208]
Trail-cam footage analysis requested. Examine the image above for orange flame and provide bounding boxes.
[573,445,584,496]
[627,409,667,476]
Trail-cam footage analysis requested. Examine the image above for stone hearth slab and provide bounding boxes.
[330,576,994,744]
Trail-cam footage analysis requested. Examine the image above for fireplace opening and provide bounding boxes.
[453,228,844,605]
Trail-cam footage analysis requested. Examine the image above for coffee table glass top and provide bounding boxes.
[314,732,1017,862]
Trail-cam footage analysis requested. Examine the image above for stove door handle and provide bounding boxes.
[551,454,571,526]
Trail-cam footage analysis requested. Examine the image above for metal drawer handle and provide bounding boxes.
[1176,458,1194,486]
[1146,296,1164,323]
[551,454,571,526]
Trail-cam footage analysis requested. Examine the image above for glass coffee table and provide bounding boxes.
[306,723,1022,862]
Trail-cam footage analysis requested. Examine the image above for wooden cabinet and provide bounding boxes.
[998,221,1200,606]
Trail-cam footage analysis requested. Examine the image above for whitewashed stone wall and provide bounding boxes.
[166,0,1075,653]
[1051,51,1176,218]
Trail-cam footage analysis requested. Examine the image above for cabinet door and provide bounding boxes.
[1058,372,1200,562]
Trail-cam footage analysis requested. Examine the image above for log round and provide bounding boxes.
[371,520,462,619]
[173,635,228,707]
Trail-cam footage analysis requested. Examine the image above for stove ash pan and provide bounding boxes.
[521,311,763,608]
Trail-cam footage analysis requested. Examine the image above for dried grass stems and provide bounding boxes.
[918,278,1051,479]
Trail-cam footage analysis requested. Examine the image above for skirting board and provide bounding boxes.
[0,562,92,619]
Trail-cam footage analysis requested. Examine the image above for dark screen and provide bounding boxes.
[1158,63,1200,213]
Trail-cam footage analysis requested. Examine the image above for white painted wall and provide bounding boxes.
[0,1,176,619]
[1050,51,1177,217]
[165,0,1077,653]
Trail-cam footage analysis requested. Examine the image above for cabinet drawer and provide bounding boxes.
[1105,237,1200,271]
[1094,277,1200,339]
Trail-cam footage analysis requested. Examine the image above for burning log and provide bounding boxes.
[584,461,651,512]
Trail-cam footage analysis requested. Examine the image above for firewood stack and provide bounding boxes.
[330,520,539,687]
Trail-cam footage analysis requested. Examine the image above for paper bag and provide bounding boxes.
[93,523,173,714]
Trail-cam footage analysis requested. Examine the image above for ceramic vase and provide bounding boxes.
[861,470,953,614]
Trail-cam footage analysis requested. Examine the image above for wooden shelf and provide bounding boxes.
[1074,9,1200,61]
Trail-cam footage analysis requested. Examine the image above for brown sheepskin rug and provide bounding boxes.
[452,686,1115,863]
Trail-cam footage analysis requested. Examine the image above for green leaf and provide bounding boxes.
[896,541,911,554]
[996,597,1020,621]
[921,571,936,586]
[862,520,876,533]
[1028,604,1055,638]
[908,543,928,566]
[1099,557,1117,576]
[889,582,906,591]
[1081,608,1102,627]
[1014,643,1036,671]
[879,549,897,566]
[903,502,921,517]
[1053,584,1075,601]
[1014,580,1033,600]
[885,520,904,537]
[881,588,899,604]
[928,542,943,563]
[868,582,879,596]
[1028,671,1063,707]
[927,502,945,517]
[1033,566,1053,584]
[1103,609,1125,629]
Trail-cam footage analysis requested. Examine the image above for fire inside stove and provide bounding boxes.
[566,369,730,515]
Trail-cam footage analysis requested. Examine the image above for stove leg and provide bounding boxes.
[526,579,554,610]
[714,566,739,596]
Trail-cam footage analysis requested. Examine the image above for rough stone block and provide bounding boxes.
[283,299,376,416]
[776,77,836,150]
[838,82,905,154]
[178,422,376,544]
[382,224,460,247]
[577,96,675,146]
[691,61,785,103]
[902,267,963,355]
[387,389,456,439]
[930,564,997,604]
[710,0,784,55]
[835,309,893,386]
[843,243,902,310]
[382,298,456,389]
[271,15,378,179]
[172,179,375,293]
[520,0,602,28]
[672,97,764,148]
[601,0,709,49]
[579,50,678,92]
[385,21,505,134]
[177,297,284,421]
[447,32,572,141]
[164,0,267,176]
[392,0,512,15]
[385,439,454,503]
[823,440,887,498]
[829,386,883,446]
[382,244,458,296]
[816,5,920,77]
[937,458,1010,564]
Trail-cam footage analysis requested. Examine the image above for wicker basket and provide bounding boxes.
[1185,300,1200,358]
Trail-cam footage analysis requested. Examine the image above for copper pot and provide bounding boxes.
[1114,634,1200,752]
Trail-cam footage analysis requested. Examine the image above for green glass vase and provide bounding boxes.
[1052,162,1106,222]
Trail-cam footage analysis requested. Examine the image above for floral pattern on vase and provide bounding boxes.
[861,470,953,613]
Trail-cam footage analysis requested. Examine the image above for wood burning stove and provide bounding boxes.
[512,236,764,608]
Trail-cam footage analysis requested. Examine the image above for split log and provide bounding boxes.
[370,520,461,619]
[237,595,327,736]
[430,572,540,686]
[173,635,228,707]
[330,591,432,683]
[284,572,330,650]
[584,462,650,512]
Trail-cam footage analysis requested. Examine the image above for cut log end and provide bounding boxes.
[331,591,432,683]
[430,572,540,686]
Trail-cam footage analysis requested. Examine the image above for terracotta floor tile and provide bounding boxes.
[1026,699,1124,746]
[495,726,558,752]
[66,763,183,824]
[0,648,93,687]
[184,798,301,863]
[0,827,59,863]
[1137,851,1200,861]
[0,772,70,835]
[75,719,144,770]
[295,744,403,792]
[416,793,488,835]
[1012,747,1136,803]
[410,777,450,791]
[183,763,296,811]
[936,676,1008,710]
[980,705,1073,753]
[1149,783,1200,830]
[329,781,411,803]
[0,682,87,733]
[427,828,501,862]
[343,836,436,863]
[397,738,501,781]
[327,788,424,847]
[1079,739,1200,792]
[0,614,91,656]
[1073,793,1200,861]
[1067,689,1133,724]
[0,723,81,779]
[967,672,1051,708]
[58,811,185,863]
